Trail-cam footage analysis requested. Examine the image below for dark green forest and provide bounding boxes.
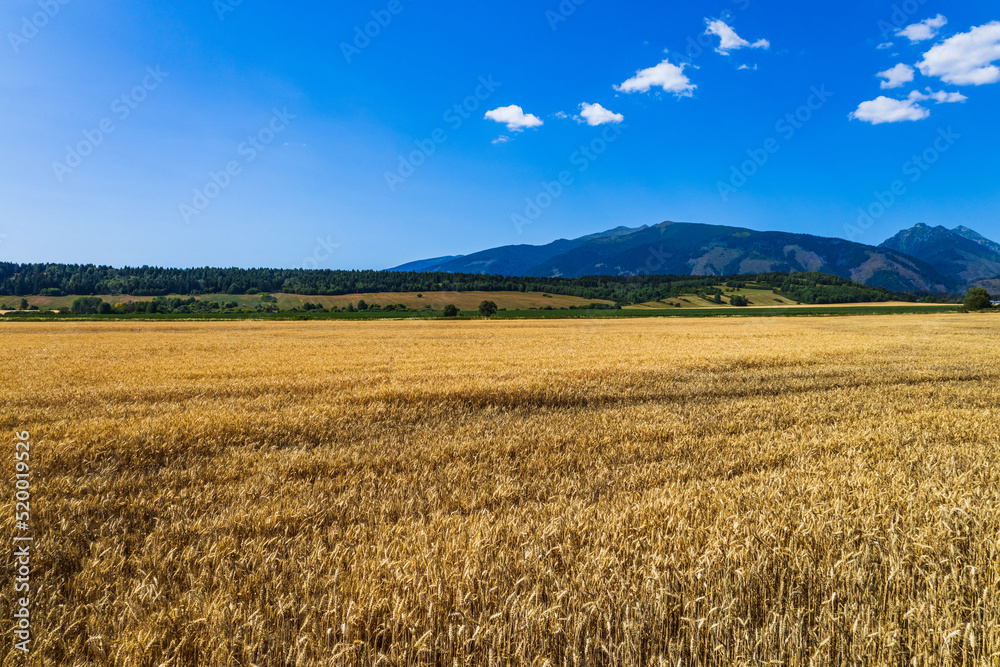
[0,262,926,305]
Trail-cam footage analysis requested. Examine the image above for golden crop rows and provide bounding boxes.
[1,314,999,666]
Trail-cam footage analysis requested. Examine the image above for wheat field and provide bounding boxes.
[2,314,1000,666]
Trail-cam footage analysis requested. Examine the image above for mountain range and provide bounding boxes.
[392,221,1000,294]
[880,224,1000,291]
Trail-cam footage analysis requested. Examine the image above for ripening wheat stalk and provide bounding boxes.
[1,314,999,666]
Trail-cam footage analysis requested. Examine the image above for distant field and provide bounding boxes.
[0,303,962,320]
[2,314,1000,664]
[629,287,797,309]
[270,291,615,311]
[6,287,954,317]
[8,291,614,311]
[493,304,961,318]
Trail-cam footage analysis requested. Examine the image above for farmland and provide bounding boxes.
[2,314,1000,665]
[627,287,796,309]
[4,291,614,313]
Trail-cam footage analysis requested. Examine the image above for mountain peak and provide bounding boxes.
[951,225,1000,257]
[881,224,1000,286]
[908,222,950,233]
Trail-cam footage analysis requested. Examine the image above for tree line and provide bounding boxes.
[0,262,906,305]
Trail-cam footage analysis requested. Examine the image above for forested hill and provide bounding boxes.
[0,263,908,305]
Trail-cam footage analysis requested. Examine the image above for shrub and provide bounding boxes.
[478,300,498,317]
[443,304,459,317]
[71,297,104,315]
[964,288,992,311]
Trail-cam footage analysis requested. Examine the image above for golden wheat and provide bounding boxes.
[1,314,999,666]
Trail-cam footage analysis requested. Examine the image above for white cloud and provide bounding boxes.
[910,88,968,103]
[849,94,929,124]
[933,90,968,103]
[484,105,543,131]
[737,64,758,71]
[897,15,948,43]
[850,88,967,124]
[577,102,624,126]
[491,135,510,144]
[917,21,1000,85]
[615,59,696,96]
[877,63,915,89]
[704,19,770,55]
[552,111,569,119]
[877,42,894,50]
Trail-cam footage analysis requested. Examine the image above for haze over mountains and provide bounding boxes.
[392,222,1000,294]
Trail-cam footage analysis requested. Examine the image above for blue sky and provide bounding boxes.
[1,0,999,270]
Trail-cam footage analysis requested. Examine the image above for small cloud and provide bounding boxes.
[704,19,770,55]
[932,90,968,103]
[898,14,948,43]
[910,88,968,103]
[849,94,930,124]
[737,63,758,71]
[877,42,894,50]
[484,105,543,131]
[576,102,624,126]
[918,21,1000,85]
[615,59,696,96]
[491,135,511,144]
[877,63,915,89]
[552,111,569,119]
